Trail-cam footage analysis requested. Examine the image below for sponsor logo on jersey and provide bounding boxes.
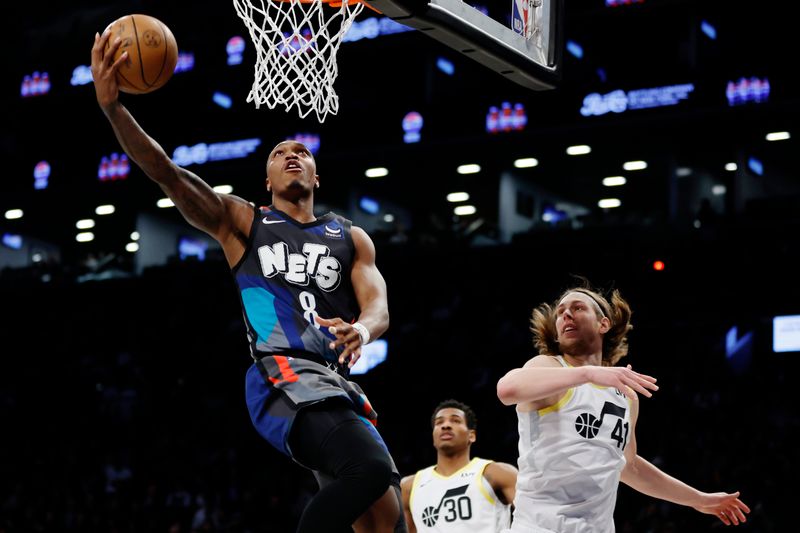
[324,223,344,239]
[262,217,285,225]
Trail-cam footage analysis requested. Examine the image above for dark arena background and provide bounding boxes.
[2,0,798,531]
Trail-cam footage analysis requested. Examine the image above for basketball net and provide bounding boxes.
[233,0,366,122]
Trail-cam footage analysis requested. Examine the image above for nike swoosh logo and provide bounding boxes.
[262,218,285,225]
[325,225,341,234]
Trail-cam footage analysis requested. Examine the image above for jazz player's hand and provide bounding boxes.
[316,316,362,368]
[584,364,659,399]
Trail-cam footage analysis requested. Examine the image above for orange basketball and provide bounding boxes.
[106,14,178,94]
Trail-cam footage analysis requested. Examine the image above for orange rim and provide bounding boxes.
[274,0,382,13]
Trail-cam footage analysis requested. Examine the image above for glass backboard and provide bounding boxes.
[365,0,563,90]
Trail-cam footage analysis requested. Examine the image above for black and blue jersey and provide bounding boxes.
[232,205,359,366]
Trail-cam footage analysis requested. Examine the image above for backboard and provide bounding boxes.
[365,0,563,90]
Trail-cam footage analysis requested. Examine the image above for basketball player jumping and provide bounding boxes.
[496,281,750,532]
[91,29,404,533]
[401,399,517,532]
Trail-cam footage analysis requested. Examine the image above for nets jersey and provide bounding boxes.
[410,458,511,533]
[509,356,632,533]
[232,205,359,367]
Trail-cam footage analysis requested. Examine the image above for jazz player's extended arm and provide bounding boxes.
[91,29,252,267]
[620,392,751,526]
[496,355,658,410]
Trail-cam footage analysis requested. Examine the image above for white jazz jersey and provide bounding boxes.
[410,457,511,532]
[509,356,632,533]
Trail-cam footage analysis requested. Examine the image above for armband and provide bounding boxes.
[352,322,371,345]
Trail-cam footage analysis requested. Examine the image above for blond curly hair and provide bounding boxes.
[530,280,633,366]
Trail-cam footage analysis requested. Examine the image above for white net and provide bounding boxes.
[233,0,365,122]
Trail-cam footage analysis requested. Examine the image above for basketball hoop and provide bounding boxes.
[233,0,371,122]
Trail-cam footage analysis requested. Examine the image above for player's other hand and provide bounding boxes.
[316,316,363,368]
[693,491,750,526]
[585,364,658,399]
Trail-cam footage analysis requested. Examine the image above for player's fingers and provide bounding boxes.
[348,349,361,368]
[637,373,658,384]
[111,50,128,72]
[638,377,659,391]
[636,383,653,398]
[99,29,114,57]
[106,36,123,66]
[315,315,334,326]
[626,380,651,398]
[91,32,106,65]
[338,343,354,365]
[620,385,638,400]
[625,366,658,384]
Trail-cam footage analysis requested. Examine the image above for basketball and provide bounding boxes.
[105,14,178,94]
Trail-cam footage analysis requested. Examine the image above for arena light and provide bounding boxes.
[514,157,538,168]
[365,167,389,178]
[748,157,764,176]
[157,198,175,208]
[454,205,477,216]
[566,145,591,156]
[95,204,115,215]
[359,196,380,215]
[700,20,717,40]
[125,242,139,253]
[75,232,95,243]
[76,219,95,229]
[774,315,800,352]
[457,164,481,174]
[2,234,22,250]
[766,131,790,142]
[602,176,626,187]
[712,185,727,196]
[212,92,232,109]
[725,162,737,171]
[447,192,470,202]
[566,40,583,59]
[130,231,140,241]
[4,209,23,220]
[598,198,621,209]
[435,57,454,75]
[213,185,234,194]
[652,260,665,271]
[623,160,647,171]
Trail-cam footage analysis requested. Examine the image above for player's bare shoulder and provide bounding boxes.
[524,353,563,369]
[516,354,565,413]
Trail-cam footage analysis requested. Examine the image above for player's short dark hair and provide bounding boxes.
[431,399,477,430]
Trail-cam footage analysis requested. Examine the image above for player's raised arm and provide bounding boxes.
[90,28,250,246]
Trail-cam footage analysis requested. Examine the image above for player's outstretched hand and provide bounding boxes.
[584,364,658,399]
[693,491,750,526]
[316,316,363,368]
